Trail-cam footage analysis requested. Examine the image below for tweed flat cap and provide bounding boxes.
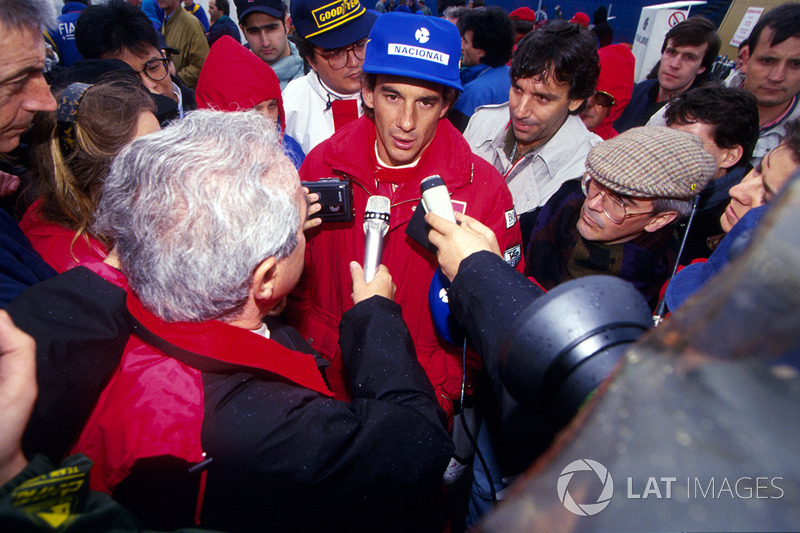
[585,126,715,199]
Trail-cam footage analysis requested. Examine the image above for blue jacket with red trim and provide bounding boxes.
[290,116,524,420]
[70,287,453,531]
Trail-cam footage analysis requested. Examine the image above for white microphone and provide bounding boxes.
[420,175,455,223]
[363,195,391,282]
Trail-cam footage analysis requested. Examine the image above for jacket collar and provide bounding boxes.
[493,114,593,176]
[126,291,333,396]
[307,71,362,102]
[320,115,476,195]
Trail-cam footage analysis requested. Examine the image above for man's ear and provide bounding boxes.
[568,98,586,114]
[252,257,278,301]
[740,47,750,67]
[721,145,745,170]
[284,14,292,30]
[362,83,375,109]
[438,88,456,118]
[644,210,678,233]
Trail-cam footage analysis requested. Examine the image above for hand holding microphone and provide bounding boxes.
[420,175,456,223]
[426,212,502,282]
[350,262,396,304]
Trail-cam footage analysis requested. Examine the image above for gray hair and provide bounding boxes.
[443,6,467,20]
[94,110,301,323]
[0,0,56,31]
[654,197,694,218]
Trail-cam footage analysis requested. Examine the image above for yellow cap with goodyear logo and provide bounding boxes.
[291,0,378,49]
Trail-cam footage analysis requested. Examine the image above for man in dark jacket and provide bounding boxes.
[0,0,58,307]
[206,0,241,46]
[525,126,715,308]
[50,110,452,532]
[614,16,720,133]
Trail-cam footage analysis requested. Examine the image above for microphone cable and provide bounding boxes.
[653,194,701,326]
[459,337,497,506]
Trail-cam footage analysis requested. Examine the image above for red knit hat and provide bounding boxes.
[195,36,285,135]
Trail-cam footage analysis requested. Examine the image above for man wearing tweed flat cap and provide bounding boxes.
[525,126,715,307]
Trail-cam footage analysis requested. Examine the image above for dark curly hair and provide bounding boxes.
[458,6,514,67]
[293,33,316,64]
[665,84,760,168]
[511,19,599,110]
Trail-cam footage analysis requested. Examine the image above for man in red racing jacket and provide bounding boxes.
[289,13,524,420]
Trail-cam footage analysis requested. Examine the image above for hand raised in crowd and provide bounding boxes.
[303,187,323,231]
[0,310,37,486]
[426,211,502,281]
[350,262,396,304]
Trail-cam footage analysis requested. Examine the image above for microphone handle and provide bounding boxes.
[363,226,384,282]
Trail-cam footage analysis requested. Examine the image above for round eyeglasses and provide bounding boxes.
[135,57,170,82]
[581,174,655,224]
[314,39,368,70]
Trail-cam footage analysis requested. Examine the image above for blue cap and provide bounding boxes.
[665,205,766,312]
[363,12,462,91]
[291,0,378,49]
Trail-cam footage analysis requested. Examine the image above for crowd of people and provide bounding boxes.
[1,0,800,530]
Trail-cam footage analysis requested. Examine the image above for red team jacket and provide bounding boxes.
[290,116,524,419]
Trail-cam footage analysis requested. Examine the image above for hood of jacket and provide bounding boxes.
[195,35,285,134]
[594,44,635,140]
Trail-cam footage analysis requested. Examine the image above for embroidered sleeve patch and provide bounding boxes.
[504,244,521,267]
[504,208,517,229]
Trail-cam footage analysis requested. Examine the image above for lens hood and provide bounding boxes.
[499,275,652,423]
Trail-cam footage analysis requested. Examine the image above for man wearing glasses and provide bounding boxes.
[463,20,602,245]
[283,0,377,154]
[75,1,197,122]
[524,126,715,308]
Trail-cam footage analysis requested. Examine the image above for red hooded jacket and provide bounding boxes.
[195,35,285,135]
[593,44,635,140]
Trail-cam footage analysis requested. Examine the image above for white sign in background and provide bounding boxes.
[730,7,764,47]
